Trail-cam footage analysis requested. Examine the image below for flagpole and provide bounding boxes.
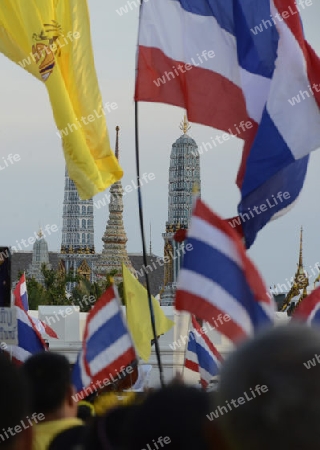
[134,102,164,388]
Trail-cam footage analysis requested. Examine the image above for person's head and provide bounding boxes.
[22,352,77,421]
[217,324,320,450]
[0,352,32,450]
[127,384,211,450]
[81,404,140,450]
[77,401,95,424]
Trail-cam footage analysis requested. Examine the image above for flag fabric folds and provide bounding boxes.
[185,316,223,389]
[135,0,320,248]
[7,293,47,364]
[293,287,320,325]
[122,264,174,361]
[14,274,58,339]
[175,198,275,343]
[0,0,122,199]
[72,285,137,394]
[13,273,28,311]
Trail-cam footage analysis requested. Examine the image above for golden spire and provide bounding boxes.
[115,126,120,160]
[37,228,43,238]
[298,226,304,275]
[179,113,191,134]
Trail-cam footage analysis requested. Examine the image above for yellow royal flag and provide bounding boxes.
[0,0,122,199]
[122,264,174,361]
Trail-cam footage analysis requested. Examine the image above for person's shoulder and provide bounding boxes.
[48,423,86,450]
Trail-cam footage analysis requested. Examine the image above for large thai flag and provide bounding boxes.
[292,286,320,325]
[73,285,137,395]
[135,0,320,248]
[185,316,223,388]
[175,198,275,343]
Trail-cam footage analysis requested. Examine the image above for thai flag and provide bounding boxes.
[185,316,223,389]
[7,295,47,364]
[292,286,320,325]
[175,198,275,343]
[14,273,28,310]
[72,285,137,395]
[13,274,58,339]
[135,0,320,248]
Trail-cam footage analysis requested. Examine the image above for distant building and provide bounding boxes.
[59,167,97,283]
[28,230,51,284]
[161,115,201,306]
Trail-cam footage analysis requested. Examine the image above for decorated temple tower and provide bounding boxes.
[160,116,201,305]
[60,167,96,283]
[28,229,51,284]
[96,126,133,283]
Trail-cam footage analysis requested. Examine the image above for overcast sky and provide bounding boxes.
[1,0,320,289]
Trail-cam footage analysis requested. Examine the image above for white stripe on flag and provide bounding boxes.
[188,217,243,268]
[20,282,27,296]
[79,351,91,388]
[178,269,253,336]
[15,306,31,327]
[6,345,30,362]
[140,0,269,124]
[89,334,133,377]
[268,0,320,159]
[87,299,119,337]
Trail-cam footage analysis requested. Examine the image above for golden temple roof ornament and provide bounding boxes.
[180,114,191,134]
[298,226,304,274]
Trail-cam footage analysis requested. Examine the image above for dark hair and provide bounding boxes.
[217,324,320,450]
[127,384,211,450]
[80,404,139,450]
[22,352,71,415]
[0,352,30,449]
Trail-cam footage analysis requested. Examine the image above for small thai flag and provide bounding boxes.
[185,316,223,389]
[14,273,28,310]
[73,285,137,395]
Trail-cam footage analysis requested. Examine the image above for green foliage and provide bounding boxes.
[24,266,125,311]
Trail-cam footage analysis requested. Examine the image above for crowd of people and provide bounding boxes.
[2,323,320,450]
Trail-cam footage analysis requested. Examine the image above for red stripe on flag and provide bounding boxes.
[175,291,246,342]
[135,46,250,135]
[273,0,320,108]
[193,200,271,306]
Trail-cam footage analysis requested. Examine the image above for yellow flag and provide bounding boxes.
[122,264,174,361]
[0,0,122,199]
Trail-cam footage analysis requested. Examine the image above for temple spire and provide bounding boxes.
[179,113,191,134]
[96,127,134,282]
[298,226,303,272]
[115,125,120,160]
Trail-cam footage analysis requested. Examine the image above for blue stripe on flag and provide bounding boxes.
[184,238,256,307]
[233,0,277,79]
[311,308,320,325]
[241,110,297,196]
[187,331,219,377]
[239,155,309,248]
[195,341,219,376]
[86,312,127,363]
[72,354,83,392]
[184,238,271,326]
[18,320,44,354]
[173,0,277,81]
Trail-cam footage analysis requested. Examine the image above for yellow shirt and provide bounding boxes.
[33,417,83,450]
